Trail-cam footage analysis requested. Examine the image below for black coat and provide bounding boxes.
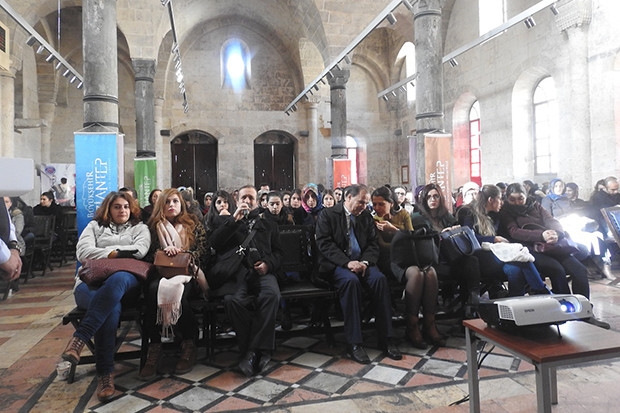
[315,202,379,274]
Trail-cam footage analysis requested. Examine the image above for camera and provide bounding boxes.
[246,247,262,266]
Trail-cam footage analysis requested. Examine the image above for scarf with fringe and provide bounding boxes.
[156,220,192,338]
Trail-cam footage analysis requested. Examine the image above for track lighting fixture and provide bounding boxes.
[77,82,83,89]
[524,16,536,28]
[386,13,397,25]
[69,76,77,84]
[550,4,559,16]
[449,58,459,67]
[36,45,45,54]
[382,95,389,101]
[26,36,36,46]
[63,69,71,77]
[45,54,55,62]
[55,61,63,70]
[402,0,414,13]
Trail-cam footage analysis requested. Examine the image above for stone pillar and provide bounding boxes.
[328,69,350,159]
[0,71,14,156]
[39,102,56,162]
[82,0,119,131]
[413,0,444,184]
[304,99,320,182]
[132,59,157,157]
[154,97,166,188]
[556,0,592,185]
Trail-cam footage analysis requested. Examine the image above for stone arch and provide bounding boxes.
[451,91,478,187]
[512,66,551,180]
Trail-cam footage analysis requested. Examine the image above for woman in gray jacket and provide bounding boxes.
[60,191,151,402]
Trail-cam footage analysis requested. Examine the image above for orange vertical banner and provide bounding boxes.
[333,159,352,189]
[424,133,453,213]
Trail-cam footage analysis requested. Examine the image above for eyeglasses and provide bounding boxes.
[426,194,440,200]
[394,191,406,196]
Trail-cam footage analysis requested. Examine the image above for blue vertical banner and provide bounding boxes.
[134,158,157,208]
[74,133,124,235]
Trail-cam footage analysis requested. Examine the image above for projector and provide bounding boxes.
[478,294,592,330]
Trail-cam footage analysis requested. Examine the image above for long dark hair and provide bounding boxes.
[468,184,501,236]
[417,183,449,218]
[204,190,235,233]
[371,186,397,216]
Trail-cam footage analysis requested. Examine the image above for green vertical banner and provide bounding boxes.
[134,158,157,208]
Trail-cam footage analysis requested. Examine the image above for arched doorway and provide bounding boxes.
[254,131,295,190]
[171,131,218,204]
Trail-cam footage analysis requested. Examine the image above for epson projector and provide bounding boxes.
[478,294,592,330]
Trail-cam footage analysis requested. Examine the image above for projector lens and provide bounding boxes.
[559,299,576,313]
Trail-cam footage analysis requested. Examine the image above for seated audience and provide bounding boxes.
[202,192,213,215]
[61,191,150,402]
[371,186,444,349]
[315,184,402,364]
[180,187,203,221]
[204,190,235,236]
[457,185,552,296]
[392,185,413,215]
[140,188,209,380]
[208,186,282,377]
[499,183,609,328]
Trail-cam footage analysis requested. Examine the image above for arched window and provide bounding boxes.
[396,42,416,103]
[533,77,558,174]
[469,101,482,185]
[221,39,251,91]
[479,0,506,35]
[346,135,358,184]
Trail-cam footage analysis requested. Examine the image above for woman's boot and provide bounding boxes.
[175,339,197,374]
[138,343,162,381]
[62,336,86,365]
[405,315,428,349]
[422,313,447,347]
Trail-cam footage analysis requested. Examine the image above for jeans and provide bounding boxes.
[73,271,141,375]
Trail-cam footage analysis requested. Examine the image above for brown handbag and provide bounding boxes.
[154,250,195,278]
[78,258,154,287]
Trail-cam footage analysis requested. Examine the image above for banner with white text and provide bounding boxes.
[74,133,123,235]
[424,133,453,213]
[134,158,157,208]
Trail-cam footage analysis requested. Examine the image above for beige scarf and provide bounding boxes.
[156,220,192,338]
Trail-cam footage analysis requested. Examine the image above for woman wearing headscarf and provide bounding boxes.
[300,183,324,226]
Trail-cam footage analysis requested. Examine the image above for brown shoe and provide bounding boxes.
[175,339,197,374]
[96,374,115,402]
[405,315,428,349]
[422,314,447,347]
[62,336,86,365]
[138,343,162,381]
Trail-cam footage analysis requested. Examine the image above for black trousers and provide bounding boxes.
[224,273,281,354]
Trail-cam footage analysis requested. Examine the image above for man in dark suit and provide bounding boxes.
[315,184,401,363]
[208,185,282,376]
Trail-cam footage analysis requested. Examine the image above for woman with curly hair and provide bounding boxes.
[139,188,209,380]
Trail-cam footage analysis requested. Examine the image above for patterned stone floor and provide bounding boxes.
[2,262,620,412]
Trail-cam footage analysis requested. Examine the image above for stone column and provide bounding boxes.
[132,59,157,157]
[82,0,119,131]
[328,69,350,159]
[304,99,320,182]
[413,0,444,184]
[154,97,166,188]
[0,70,14,156]
[39,102,57,162]
[556,0,592,185]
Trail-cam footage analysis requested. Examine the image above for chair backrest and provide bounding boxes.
[278,225,314,274]
[33,215,56,245]
[601,206,620,246]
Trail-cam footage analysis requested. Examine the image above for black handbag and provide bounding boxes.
[207,229,257,290]
[439,226,481,262]
[390,227,440,270]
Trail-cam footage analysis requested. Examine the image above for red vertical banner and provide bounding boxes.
[424,133,453,213]
[333,159,352,189]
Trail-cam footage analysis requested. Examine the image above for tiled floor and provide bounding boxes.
[2,263,620,412]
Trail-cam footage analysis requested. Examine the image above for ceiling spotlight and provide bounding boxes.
[448,58,459,67]
[45,54,55,63]
[391,91,397,97]
[313,84,319,91]
[524,16,536,28]
[55,61,63,70]
[409,81,415,87]
[382,95,389,101]
[320,78,326,85]
[69,76,77,84]
[550,4,559,16]
[77,82,83,89]
[36,45,45,54]
[399,85,407,92]
[292,104,298,112]
[386,13,397,25]
[344,55,351,65]
[285,111,290,116]
[26,36,37,46]
[402,0,414,13]
[63,69,71,77]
